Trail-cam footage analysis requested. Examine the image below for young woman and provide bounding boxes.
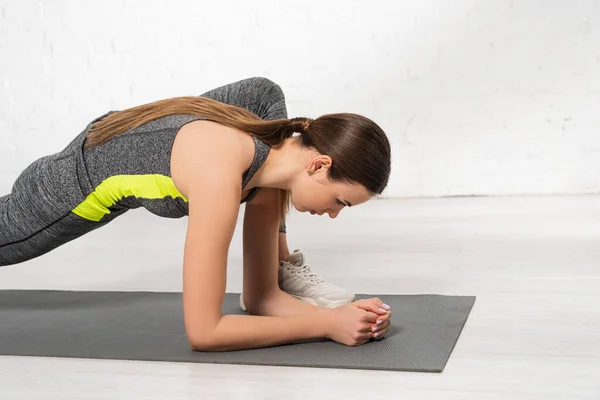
[0,77,392,351]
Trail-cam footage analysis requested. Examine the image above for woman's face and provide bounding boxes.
[289,160,373,218]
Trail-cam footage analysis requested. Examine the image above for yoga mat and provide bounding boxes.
[0,290,475,372]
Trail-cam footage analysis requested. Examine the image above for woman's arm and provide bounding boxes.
[183,181,333,352]
[183,177,333,352]
[178,123,332,351]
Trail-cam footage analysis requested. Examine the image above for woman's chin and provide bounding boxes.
[296,205,316,215]
[293,204,309,213]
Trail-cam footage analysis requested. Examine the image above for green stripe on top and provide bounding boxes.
[72,175,188,222]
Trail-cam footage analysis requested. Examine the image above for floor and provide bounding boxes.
[1,195,599,399]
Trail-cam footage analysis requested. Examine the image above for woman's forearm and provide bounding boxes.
[189,309,330,352]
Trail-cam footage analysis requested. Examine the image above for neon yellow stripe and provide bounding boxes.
[72,174,188,222]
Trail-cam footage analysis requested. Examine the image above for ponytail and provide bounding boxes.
[85,96,312,148]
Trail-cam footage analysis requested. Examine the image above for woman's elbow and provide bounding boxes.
[185,322,221,352]
[187,333,219,352]
[188,340,211,352]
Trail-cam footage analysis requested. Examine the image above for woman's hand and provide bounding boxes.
[324,304,381,346]
[351,298,392,340]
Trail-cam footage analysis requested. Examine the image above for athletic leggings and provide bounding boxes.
[0,114,121,266]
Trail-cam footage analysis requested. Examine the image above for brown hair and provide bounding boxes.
[85,96,391,219]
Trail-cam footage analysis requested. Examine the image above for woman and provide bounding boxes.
[0,77,392,351]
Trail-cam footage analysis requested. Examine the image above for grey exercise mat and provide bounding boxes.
[0,290,475,372]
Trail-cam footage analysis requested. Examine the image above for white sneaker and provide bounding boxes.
[279,249,356,307]
[239,249,355,311]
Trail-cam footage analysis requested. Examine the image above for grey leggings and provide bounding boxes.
[0,115,123,266]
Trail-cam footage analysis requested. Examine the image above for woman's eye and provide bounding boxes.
[336,199,345,206]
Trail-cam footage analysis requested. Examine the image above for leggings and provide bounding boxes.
[0,114,125,266]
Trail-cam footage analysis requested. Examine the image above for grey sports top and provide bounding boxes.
[76,77,287,222]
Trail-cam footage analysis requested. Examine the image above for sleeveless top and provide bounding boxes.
[73,113,271,223]
[72,77,287,223]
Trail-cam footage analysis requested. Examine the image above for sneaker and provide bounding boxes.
[239,249,355,311]
[279,249,356,307]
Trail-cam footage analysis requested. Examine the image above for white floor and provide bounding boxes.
[1,195,599,399]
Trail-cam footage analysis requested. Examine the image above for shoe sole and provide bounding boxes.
[239,294,247,311]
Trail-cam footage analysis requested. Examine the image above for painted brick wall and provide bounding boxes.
[1,0,599,197]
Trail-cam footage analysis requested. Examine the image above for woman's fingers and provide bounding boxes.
[352,298,391,315]
[371,316,391,339]
[349,300,393,343]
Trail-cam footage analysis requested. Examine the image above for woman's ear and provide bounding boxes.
[311,155,333,174]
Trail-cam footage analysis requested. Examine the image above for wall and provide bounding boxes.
[1,0,598,197]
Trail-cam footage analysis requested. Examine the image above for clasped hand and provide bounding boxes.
[326,297,392,347]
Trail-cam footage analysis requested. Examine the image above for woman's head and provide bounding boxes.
[282,113,391,218]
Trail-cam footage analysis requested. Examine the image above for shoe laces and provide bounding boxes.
[284,262,324,284]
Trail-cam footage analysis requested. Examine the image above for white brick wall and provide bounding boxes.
[1,0,599,197]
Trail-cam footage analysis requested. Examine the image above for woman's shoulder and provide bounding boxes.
[170,120,256,198]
